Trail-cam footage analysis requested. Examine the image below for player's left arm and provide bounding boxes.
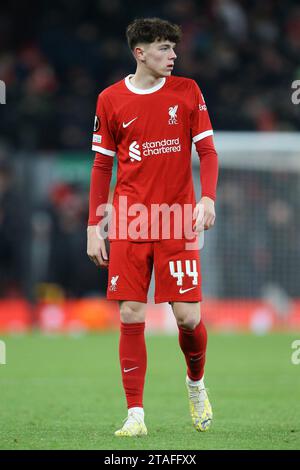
[190,81,219,233]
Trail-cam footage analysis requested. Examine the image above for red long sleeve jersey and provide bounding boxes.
[89,74,218,241]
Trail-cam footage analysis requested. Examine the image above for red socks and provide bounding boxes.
[119,322,147,409]
[119,320,207,409]
[178,321,207,381]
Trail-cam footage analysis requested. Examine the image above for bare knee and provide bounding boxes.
[172,302,201,330]
[119,301,146,324]
[177,316,200,330]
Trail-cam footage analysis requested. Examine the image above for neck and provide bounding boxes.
[130,67,164,90]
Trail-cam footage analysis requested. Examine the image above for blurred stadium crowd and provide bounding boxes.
[0,0,300,301]
[1,0,300,151]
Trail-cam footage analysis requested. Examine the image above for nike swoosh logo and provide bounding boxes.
[123,366,139,373]
[123,117,138,128]
[179,287,197,294]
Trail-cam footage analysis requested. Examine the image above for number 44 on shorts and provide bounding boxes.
[169,260,198,286]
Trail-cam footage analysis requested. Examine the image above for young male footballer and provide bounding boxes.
[87,17,218,436]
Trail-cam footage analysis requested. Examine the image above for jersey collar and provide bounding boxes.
[124,74,166,94]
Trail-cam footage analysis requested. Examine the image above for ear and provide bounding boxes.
[134,46,146,62]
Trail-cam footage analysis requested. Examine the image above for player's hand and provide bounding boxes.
[193,196,216,234]
[87,225,109,268]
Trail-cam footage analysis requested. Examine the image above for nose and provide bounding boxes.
[169,49,177,60]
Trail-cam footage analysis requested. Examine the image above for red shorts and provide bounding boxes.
[106,239,202,303]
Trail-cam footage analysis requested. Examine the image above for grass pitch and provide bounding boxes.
[0,331,299,450]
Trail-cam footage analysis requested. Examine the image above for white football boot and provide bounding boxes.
[114,409,147,437]
[186,376,213,431]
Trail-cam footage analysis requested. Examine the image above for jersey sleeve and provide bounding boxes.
[190,81,214,143]
[88,152,113,226]
[91,93,116,157]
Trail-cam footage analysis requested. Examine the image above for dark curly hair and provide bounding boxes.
[126,18,182,50]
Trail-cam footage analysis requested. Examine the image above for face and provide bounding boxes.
[135,39,177,77]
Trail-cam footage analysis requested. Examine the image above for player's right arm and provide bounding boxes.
[87,92,116,267]
[87,152,113,267]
